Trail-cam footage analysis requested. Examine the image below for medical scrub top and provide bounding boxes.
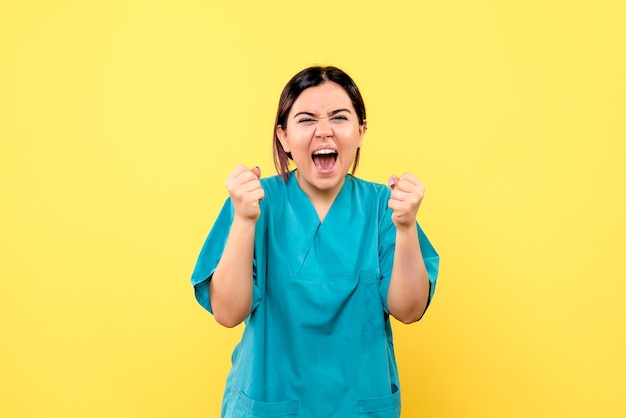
[191,172,439,418]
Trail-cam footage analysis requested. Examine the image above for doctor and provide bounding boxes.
[191,66,439,417]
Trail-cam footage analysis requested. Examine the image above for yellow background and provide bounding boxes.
[1,1,625,417]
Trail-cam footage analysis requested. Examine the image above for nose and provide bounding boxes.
[314,118,333,139]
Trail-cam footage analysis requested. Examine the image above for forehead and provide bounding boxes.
[291,81,354,113]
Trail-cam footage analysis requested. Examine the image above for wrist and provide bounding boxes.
[394,220,416,232]
[394,222,418,241]
[232,214,258,229]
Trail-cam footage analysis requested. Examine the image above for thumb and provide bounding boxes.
[388,175,399,189]
[251,166,261,179]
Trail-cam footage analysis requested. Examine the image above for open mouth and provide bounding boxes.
[312,149,338,171]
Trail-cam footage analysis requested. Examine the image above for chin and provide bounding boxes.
[313,175,345,191]
[297,164,347,193]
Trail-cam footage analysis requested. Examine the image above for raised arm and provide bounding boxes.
[210,165,264,328]
[386,173,431,324]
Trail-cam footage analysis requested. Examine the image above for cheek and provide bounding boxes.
[342,128,363,146]
[289,131,313,150]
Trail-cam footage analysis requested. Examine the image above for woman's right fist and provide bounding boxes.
[226,165,264,222]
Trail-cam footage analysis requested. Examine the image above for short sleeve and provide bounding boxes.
[417,222,440,304]
[190,199,235,314]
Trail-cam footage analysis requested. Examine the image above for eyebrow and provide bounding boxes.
[292,108,352,119]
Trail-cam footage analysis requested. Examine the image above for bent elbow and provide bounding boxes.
[392,306,427,324]
[395,313,420,324]
[213,311,245,328]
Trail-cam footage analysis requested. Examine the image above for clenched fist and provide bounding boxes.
[387,173,424,229]
[226,165,265,222]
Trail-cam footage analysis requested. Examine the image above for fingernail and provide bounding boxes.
[388,178,396,189]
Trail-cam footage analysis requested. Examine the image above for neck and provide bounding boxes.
[295,171,344,222]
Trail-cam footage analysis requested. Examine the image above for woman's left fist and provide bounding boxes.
[387,173,424,229]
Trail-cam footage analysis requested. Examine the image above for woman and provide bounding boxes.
[191,66,439,417]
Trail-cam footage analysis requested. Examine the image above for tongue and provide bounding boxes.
[313,155,337,170]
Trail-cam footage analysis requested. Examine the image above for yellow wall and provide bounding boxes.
[1,1,624,417]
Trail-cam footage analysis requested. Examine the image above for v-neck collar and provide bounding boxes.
[288,170,352,225]
[284,171,355,275]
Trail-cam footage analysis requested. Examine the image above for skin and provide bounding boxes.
[209,165,263,327]
[210,81,429,327]
[386,173,430,323]
[276,81,366,221]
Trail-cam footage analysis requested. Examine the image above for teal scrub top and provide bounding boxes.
[191,172,439,418]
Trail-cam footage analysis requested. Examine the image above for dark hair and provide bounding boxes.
[272,66,367,181]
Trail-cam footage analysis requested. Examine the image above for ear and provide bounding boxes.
[276,125,290,153]
[358,120,367,147]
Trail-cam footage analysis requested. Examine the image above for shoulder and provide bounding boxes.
[348,176,393,221]
[260,173,288,196]
[258,173,291,211]
[350,176,391,201]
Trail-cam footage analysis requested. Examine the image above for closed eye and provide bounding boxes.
[329,108,351,121]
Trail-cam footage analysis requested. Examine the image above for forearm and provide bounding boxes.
[387,225,430,323]
[210,217,256,327]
